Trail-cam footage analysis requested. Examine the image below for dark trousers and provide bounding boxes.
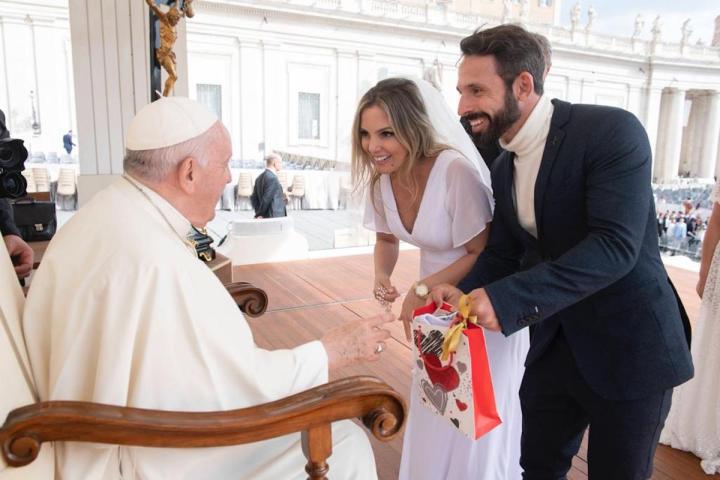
[519,332,672,480]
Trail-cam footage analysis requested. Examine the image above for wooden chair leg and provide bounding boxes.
[301,424,332,480]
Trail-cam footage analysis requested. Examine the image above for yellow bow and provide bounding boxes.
[440,294,477,361]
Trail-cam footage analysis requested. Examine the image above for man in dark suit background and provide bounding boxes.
[432,25,693,479]
[251,153,287,219]
[62,129,75,154]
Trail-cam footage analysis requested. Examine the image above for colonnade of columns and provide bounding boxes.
[654,89,720,182]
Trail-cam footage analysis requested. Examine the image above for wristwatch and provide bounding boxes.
[413,281,430,300]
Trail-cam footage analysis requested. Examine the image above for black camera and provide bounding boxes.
[0,138,28,199]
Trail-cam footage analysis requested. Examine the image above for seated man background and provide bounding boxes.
[23,97,392,479]
[251,152,287,218]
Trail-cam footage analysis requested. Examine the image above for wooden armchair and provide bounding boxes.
[0,243,406,479]
[1,377,405,479]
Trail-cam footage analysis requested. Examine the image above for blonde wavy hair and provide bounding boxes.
[351,78,449,205]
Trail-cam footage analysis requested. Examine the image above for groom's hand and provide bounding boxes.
[465,288,501,332]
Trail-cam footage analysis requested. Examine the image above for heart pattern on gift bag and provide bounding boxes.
[421,379,448,415]
[416,329,444,357]
[423,353,460,392]
[455,399,468,411]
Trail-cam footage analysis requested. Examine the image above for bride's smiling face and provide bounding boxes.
[359,105,408,175]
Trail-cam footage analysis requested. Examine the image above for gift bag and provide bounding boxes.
[411,299,501,439]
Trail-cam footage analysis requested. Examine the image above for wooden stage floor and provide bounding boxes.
[234,250,717,480]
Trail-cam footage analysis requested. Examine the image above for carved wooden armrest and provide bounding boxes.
[1,376,405,478]
[224,281,268,317]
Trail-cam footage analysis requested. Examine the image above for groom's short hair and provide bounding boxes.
[460,24,545,95]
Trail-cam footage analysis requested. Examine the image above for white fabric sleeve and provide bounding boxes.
[445,155,495,248]
[362,182,392,234]
[253,340,328,397]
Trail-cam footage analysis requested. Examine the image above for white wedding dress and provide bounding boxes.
[660,183,720,475]
[364,149,529,480]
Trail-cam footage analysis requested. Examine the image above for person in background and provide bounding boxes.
[62,129,75,154]
[251,153,287,219]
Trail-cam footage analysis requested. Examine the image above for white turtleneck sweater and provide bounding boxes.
[499,94,554,238]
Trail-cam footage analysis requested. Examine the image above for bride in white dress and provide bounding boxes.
[660,182,720,475]
[351,77,529,479]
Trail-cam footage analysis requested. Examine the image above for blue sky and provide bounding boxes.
[557,0,718,44]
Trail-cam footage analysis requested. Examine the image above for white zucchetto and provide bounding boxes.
[126,97,218,150]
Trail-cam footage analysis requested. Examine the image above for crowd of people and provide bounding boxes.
[657,209,707,256]
[4,23,719,479]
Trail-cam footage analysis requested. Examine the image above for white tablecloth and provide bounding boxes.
[221,168,348,211]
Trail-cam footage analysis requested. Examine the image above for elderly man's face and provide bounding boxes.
[194,126,232,225]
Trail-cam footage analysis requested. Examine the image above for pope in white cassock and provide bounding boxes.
[22,97,393,479]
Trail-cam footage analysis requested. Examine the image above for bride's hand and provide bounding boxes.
[374,276,400,304]
[399,291,428,341]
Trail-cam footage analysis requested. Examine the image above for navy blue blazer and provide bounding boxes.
[459,99,693,401]
[251,170,286,218]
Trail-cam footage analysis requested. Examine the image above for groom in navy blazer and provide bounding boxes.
[433,25,693,479]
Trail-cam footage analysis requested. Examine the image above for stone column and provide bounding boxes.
[238,39,264,160]
[335,49,358,162]
[642,86,663,170]
[697,91,720,179]
[681,92,704,176]
[654,88,686,182]
[260,40,284,156]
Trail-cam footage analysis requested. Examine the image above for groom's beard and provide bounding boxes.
[461,88,521,147]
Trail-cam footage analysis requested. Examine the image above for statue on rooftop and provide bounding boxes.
[502,0,513,23]
[712,15,720,47]
[681,18,693,47]
[570,2,581,31]
[519,0,530,23]
[632,14,644,39]
[586,5,596,32]
[651,15,663,44]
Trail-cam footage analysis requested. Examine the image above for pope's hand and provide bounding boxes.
[322,313,394,372]
[3,234,33,278]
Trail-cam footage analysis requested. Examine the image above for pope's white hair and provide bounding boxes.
[123,121,223,182]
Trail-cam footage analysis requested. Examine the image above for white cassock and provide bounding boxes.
[23,177,376,480]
